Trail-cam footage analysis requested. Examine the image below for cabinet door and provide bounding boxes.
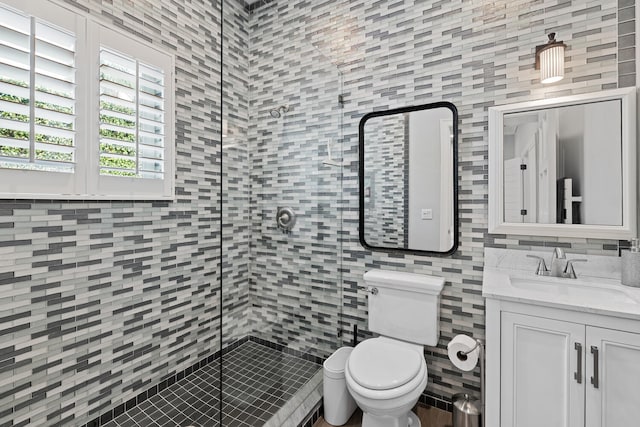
[586,327,640,427]
[501,312,584,427]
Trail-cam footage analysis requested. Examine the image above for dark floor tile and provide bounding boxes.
[107,341,319,427]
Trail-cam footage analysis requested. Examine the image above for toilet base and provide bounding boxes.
[361,410,421,427]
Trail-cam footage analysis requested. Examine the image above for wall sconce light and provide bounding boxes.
[535,32,567,84]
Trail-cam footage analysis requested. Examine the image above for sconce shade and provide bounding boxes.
[535,33,566,84]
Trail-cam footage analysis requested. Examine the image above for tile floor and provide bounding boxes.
[103,341,320,427]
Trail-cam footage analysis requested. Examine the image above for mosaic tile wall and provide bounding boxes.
[0,0,228,425]
[363,114,407,248]
[246,0,635,404]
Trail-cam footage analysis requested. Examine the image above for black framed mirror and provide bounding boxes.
[359,102,459,256]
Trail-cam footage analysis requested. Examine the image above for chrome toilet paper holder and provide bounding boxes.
[451,338,485,427]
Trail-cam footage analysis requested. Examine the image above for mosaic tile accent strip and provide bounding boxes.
[246,0,634,406]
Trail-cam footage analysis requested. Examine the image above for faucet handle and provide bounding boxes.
[527,255,549,275]
[563,259,587,279]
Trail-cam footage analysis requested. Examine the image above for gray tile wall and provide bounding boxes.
[246,17,345,356]
[246,0,634,403]
[0,1,226,426]
[222,0,252,348]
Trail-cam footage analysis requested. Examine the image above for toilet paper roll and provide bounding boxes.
[448,334,480,372]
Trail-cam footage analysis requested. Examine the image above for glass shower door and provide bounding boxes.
[221,0,344,424]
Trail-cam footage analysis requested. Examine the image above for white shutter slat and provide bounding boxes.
[35,21,74,51]
[0,116,28,132]
[0,62,29,85]
[139,133,162,147]
[0,25,29,52]
[0,43,29,69]
[35,73,75,98]
[0,97,28,115]
[35,56,75,83]
[35,106,74,124]
[139,93,163,110]
[35,39,74,67]
[0,6,28,36]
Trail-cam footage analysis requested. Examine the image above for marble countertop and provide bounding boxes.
[483,248,640,321]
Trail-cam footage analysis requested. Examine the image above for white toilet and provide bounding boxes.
[345,270,445,427]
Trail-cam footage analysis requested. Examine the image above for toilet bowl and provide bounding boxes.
[345,337,427,427]
[346,270,445,427]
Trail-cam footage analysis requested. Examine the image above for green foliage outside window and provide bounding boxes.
[101,142,135,156]
[36,134,73,146]
[100,128,135,142]
[100,156,135,170]
[36,150,72,162]
[100,114,135,128]
[100,101,134,116]
[0,129,28,140]
[0,146,72,162]
[0,145,28,158]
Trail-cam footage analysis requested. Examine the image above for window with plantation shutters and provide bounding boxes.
[99,48,166,179]
[0,4,76,173]
[0,0,174,199]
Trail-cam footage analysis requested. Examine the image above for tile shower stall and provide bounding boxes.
[0,0,635,426]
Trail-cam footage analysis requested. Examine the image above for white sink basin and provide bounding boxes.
[483,268,640,320]
[509,276,640,305]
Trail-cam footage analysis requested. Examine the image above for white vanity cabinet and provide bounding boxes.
[500,312,584,427]
[585,327,640,427]
[486,298,640,427]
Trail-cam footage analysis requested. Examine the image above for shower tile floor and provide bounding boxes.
[103,341,320,427]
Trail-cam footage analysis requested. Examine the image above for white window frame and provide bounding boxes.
[0,0,175,200]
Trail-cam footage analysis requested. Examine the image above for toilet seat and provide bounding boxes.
[345,358,427,401]
[348,338,423,390]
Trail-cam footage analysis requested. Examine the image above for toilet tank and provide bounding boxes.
[364,270,445,346]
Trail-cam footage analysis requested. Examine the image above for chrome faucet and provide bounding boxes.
[550,247,566,277]
[527,248,587,279]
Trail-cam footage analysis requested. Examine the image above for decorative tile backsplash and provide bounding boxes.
[0,0,635,425]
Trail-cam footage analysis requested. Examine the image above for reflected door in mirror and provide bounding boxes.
[503,100,622,226]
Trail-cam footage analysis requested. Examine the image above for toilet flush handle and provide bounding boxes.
[358,286,378,295]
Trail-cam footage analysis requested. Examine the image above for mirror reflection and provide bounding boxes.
[360,104,457,254]
[503,100,622,226]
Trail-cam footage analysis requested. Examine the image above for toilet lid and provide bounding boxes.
[348,338,423,390]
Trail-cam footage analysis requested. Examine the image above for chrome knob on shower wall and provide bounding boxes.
[276,207,296,231]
